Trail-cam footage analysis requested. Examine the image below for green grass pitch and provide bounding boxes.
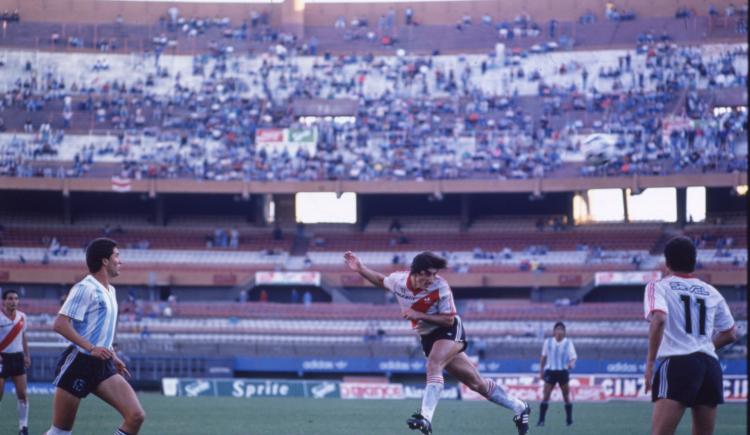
[1,393,745,434]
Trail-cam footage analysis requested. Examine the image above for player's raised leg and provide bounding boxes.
[446,352,530,435]
[46,388,82,434]
[94,374,146,435]
[690,405,717,435]
[651,398,687,435]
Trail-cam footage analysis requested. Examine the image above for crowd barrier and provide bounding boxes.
[232,357,747,375]
[160,375,747,402]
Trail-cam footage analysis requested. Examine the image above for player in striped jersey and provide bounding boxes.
[536,321,577,427]
[644,237,737,435]
[45,238,145,435]
[1,289,31,435]
[345,251,531,435]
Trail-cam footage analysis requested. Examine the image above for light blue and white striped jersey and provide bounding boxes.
[59,275,118,354]
[542,337,577,370]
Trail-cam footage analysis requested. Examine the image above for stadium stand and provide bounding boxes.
[0,2,746,411]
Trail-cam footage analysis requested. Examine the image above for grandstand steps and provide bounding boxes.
[1,16,745,57]
[570,278,597,303]
[650,226,682,255]
[0,86,715,135]
[284,255,309,270]
[291,235,310,256]
[324,286,355,303]
[20,299,745,321]
[1,225,293,251]
[638,255,663,270]
[25,324,655,338]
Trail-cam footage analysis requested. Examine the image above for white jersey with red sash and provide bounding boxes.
[0,310,27,353]
[383,271,457,335]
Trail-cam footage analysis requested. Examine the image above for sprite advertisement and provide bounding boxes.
[162,378,340,399]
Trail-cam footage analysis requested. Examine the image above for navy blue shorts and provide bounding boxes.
[0,352,26,378]
[420,317,467,357]
[652,352,724,407]
[53,346,117,398]
[543,369,570,386]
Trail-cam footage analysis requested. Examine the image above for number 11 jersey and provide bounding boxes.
[644,274,735,360]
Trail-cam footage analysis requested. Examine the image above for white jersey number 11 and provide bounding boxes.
[680,295,706,335]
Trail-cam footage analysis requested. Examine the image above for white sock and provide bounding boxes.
[420,375,444,422]
[483,379,526,415]
[115,429,131,435]
[17,399,29,428]
[46,427,73,435]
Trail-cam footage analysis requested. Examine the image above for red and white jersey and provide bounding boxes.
[383,271,457,335]
[644,274,735,360]
[0,310,27,353]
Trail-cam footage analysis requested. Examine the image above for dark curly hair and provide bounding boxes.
[410,252,447,275]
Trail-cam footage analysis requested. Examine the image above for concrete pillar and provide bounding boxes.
[62,194,72,224]
[460,194,471,231]
[253,195,266,225]
[357,194,367,231]
[676,187,687,227]
[273,194,297,225]
[280,0,305,40]
[153,195,166,226]
[565,192,575,226]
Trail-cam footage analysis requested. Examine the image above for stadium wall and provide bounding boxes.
[0,0,739,26]
[158,374,748,402]
[0,172,745,194]
[584,284,748,303]
[0,0,281,25]
[303,0,737,26]
[0,265,745,287]
[8,283,746,302]
[2,187,744,225]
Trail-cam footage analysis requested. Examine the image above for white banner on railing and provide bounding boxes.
[255,271,321,286]
[255,128,317,156]
[461,374,747,403]
[594,271,662,286]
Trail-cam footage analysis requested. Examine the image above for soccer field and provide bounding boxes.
[1,394,745,434]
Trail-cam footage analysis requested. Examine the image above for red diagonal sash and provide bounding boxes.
[409,291,440,327]
[0,317,24,352]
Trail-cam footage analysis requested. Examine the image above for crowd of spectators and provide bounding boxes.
[0,10,19,23]
[604,2,637,22]
[206,227,240,249]
[0,15,746,182]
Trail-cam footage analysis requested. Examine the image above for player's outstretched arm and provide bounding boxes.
[344,251,387,289]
